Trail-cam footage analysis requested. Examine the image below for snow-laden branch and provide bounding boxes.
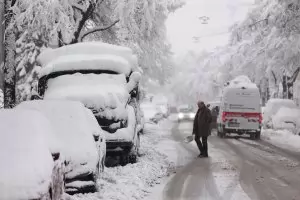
[79,19,120,41]
[72,2,87,13]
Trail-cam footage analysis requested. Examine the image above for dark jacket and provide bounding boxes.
[193,106,212,137]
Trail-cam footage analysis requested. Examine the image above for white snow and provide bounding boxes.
[272,107,300,132]
[16,100,99,181]
[38,54,133,78]
[69,119,179,200]
[226,76,258,89]
[140,102,159,122]
[37,42,138,71]
[0,109,55,200]
[263,98,297,127]
[105,105,136,141]
[44,73,129,121]
[262,129,300,153]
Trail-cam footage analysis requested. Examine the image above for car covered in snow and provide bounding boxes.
[16,100,105,194]
[36,42,142,164]
[263,98,297,129]
[272,107,300,134]
[0,109,64,200]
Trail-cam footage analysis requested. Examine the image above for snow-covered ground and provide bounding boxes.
[69,119,182,200]
[262,129,300,153]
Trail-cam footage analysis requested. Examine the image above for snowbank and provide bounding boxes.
[37,42,138,71]
[70,120,178,200]
[39,54,132,78]
[44,73,129,121]
[263,98,297,127]
[105,105,136,141]
[16,100,99,180]
[262,129,300,153]
[0,109,55,200]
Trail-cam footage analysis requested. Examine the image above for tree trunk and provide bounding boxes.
[3,0,16,108]
[0,1,4,90]
[282,74,287,99]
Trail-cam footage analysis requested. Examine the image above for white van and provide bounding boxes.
[217,78,262,139]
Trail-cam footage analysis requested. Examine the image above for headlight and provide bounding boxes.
[189,113,195,118]
[178,113,183,118]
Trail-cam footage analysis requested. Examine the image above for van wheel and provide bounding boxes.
[255,131,261,140]
[250,133,256,140]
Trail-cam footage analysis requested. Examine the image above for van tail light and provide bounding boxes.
[222,112,227,122]
[259,113,262,124]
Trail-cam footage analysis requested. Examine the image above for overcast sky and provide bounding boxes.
[166,0,255,56]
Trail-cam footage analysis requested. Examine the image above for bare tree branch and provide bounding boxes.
[79,19,120,42]
[72,3,87,13]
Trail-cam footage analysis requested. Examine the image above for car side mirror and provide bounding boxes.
[52,152,60,161]
[93,135,99,142]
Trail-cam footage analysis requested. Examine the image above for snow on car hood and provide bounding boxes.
[0,110,54,200]
[17,100,99,179]
[44,73,130,121]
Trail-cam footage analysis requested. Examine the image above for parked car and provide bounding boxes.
[35,42,142,165]
[177,104,196,122]
[272,107,300,134]
[16,100,105,194]
[0,109,64,200]
[263,98,297,129]
[217,76,262,140]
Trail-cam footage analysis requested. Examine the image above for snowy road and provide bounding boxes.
[162,122,300,200]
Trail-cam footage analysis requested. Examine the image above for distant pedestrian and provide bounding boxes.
[192,101,212,158]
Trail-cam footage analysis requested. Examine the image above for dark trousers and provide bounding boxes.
[195,135,208,155]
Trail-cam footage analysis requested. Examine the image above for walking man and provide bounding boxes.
[192,101,212,158]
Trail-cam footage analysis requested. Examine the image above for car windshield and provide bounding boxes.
[179,108,192,113]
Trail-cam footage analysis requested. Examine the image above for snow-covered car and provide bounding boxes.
[150,112,165,124]
[263,99,297,129]
[36,42,142,165]
[141,102,159,122]
[177,104,196,122]
[272,107,300,134]
[0,109,64,200]
[16,100,105,194]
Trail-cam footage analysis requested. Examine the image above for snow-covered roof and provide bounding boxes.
[43,73,130,121]
[38,54,132,78]
[37,42,138,75]
[225,75,258,89]
[0,109,55,200]
[16,100,99,179]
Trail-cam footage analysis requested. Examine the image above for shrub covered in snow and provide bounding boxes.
[0,109,64,200]
[16,100,105,194]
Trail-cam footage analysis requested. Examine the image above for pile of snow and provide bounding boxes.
[70,120,179,200]
[226,76,257,89]
[263,129,300,153]
[16,100,99,181]
[39,55,132,78]
[272,107,300,133]
[37,42,139,74]
[263,98,297,127]
[105,105,136,141]
[44,73,129,121]
[0,109,56,200]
